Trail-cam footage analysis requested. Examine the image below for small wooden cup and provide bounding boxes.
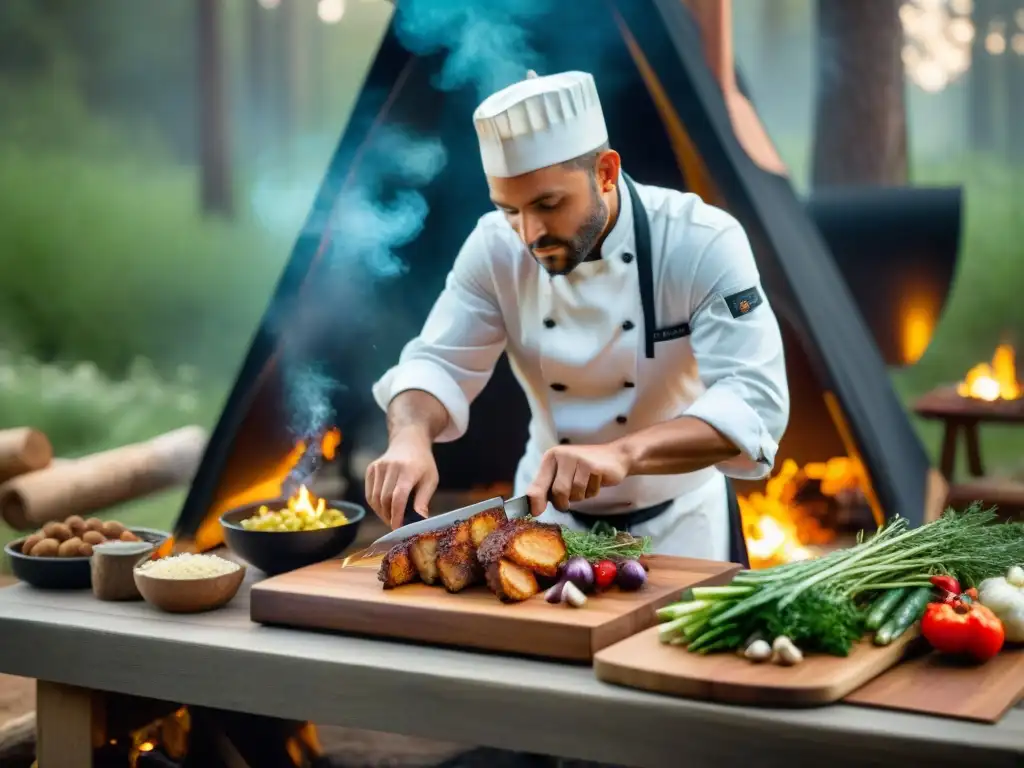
[90,540,156,601]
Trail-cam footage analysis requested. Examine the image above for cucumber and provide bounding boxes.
[865,587,910,631]
[874,586,932,646]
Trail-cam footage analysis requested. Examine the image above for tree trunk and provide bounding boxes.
[1005,0,1024,164]
[245,0,273,161]
[968,0,999,151]
[197,0,233,217]
[810,0,908,188]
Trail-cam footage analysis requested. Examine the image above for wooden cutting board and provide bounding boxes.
[249,555,739,662]
[593,624,920,705]
[844,645,1024,722]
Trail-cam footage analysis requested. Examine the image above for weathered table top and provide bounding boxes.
[0,570,1021,768]
[914,385,1024,423]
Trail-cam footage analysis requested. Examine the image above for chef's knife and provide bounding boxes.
[346,494,532,563]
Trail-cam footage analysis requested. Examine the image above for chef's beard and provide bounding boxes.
[530,183,609,277]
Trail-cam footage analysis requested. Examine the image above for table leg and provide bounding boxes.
[35,680,106,768]
[938,420,960,479]
[963,421,984,477]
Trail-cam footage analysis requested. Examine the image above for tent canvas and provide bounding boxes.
[172,0,957,551]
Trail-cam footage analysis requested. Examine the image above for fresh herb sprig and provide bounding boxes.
[561,522,652,562]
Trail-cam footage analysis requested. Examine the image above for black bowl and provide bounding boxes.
[219,498,366,576]
[4,527,170,590]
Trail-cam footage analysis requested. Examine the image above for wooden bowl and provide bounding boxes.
[133,563,246,613]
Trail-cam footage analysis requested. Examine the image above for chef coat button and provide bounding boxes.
[622,252,634,264]
[622,320,635,331]
[543,318,556,329]
[550,383,567,392]
[560,438,571,445]
[616,415,628,425]
[623,381,635,388]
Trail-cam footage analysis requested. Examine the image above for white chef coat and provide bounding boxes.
[372,170,789,561]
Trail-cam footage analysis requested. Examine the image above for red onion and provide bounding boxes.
[616,559,647,591]
[562,556,595,592]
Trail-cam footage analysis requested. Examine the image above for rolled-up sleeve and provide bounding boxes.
[371,223,507,443]
[682,224,790,479]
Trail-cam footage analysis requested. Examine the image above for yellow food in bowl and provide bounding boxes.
[240,503,349,532]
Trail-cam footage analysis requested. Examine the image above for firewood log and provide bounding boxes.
[0,426,207,530]
[0,712,35,764]
[0,428,53,484]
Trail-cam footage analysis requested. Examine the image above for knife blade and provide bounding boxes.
[346,494,532,564]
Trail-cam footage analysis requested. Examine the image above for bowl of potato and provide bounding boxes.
[3,515,170,589]
[219,497,365,576]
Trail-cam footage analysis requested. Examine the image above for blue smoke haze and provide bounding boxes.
[254,0,554,444]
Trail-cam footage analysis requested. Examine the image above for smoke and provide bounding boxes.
[393,0,555,101]
[252,0,555,444]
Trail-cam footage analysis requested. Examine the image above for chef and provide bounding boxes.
[364,70,789,565]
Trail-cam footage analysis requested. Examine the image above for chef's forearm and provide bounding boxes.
[386,390,450,446]
[613,416,741,476]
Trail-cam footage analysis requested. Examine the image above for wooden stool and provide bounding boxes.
[914,386,1024,515]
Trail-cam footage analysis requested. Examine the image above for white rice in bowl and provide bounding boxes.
[137,553,241,580]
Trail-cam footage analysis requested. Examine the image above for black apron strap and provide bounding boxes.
[724,478,750,569]
[621,173,657,360]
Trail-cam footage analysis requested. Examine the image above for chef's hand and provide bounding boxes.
[365,431,439,530]
[526,443,631,517]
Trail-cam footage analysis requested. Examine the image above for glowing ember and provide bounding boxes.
[957,343,1021,402]
[740,457,866,569]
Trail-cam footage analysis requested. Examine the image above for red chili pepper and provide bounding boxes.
[930,574,961,596]
[593,560,618,590]
[921,600,1005,662]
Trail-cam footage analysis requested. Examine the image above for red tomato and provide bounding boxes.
[593,560,617,590]
[921,600,1005,662]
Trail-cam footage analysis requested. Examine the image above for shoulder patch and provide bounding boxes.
[724,286,763,319]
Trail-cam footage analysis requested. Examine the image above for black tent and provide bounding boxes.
[172,0,960,550]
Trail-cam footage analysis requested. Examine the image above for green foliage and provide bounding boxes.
[0,144,288,379]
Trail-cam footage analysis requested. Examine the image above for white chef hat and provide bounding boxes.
[473,70,609,178]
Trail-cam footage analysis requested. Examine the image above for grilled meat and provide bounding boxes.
[485,558,540,602]
[378,542,418,589]
[409,530,442,585]
[468,507,505,547]
[477,520,566,602]
[478,519,566,578]
[436,519,476,592]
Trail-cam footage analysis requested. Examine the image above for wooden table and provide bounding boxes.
[1,572,1023,768]
[913,386,1024,513]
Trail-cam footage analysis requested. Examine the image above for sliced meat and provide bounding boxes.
[409,530,442,585]
[478,519,566,579]
[377,542,418,589]
[484,558,539,602]
[468,507,506,547]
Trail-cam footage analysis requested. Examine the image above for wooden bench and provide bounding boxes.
[913,386,1024,515]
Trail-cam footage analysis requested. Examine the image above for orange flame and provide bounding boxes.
[957,343,1021,402]
[160,427,342,556]
[740,457,863,569]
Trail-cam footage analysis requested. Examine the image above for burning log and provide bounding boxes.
[281,428,341,497]
[0,426,207,530]
[0,428,53,484]
[957,343,1021,402]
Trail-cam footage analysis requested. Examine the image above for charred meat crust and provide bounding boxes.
[436,521,482,593]
[485,558,539,602]
[378,541,418,589]
[477,519,565,576]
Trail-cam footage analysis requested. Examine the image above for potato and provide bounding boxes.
[101,521,126,539]
[30,538,59,557]
[119,530,140,542]
[42,522,73,542]
[57,537,84,557]
[65,515,86,535]
[21,534,43,556]
[85,517,105,532]
[82,530,106,546]
[78,541,94,557]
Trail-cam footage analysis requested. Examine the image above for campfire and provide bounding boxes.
[739,457,870,569]
[957,343,1021,402]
